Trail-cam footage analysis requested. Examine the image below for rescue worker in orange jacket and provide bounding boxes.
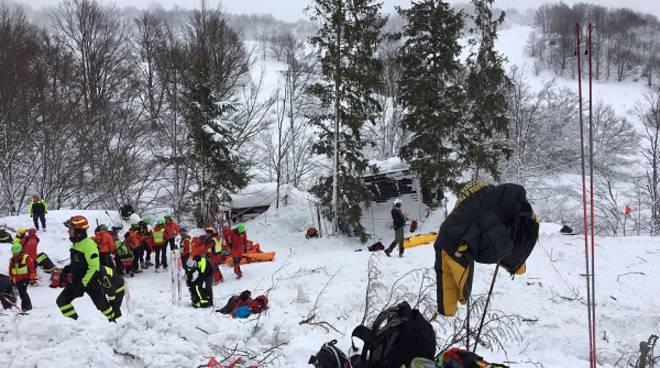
[149,219,168,270]
[94,224,116,268]
[20,228,39,284]
[164,214,180,251]
[9,242,33,311]
[124,223,143,273]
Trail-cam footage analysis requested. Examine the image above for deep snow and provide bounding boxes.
[1,196,659,367]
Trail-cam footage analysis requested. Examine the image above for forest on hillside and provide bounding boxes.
[1,0,659,238]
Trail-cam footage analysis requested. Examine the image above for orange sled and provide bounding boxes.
[224,252,276,266]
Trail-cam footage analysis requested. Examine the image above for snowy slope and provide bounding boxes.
[496,24,650,131]
[1,203,658,367]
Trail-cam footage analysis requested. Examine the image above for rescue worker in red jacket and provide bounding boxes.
[164,214,180,251]
[179,227,192,268]
[149,219,167,270]
[94,224,116,268]
[9,242,33,311]
[138,217,153,268]
[20,228,39,284]
[225,224,247,279]
[57,215,117,322]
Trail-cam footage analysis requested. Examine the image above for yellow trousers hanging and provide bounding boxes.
[436,247,473,316]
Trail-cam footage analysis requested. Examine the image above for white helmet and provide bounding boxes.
[393,198,402,207]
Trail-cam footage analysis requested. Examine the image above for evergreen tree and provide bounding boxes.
[307,0,386,241]
[459,0,512,180]
[182,4,251,225]
[397,0,465,206]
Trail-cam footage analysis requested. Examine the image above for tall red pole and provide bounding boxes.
[576,23,595,368]
[588,23,597,368]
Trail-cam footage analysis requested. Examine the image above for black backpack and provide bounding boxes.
[350,301,436,368]
[309,340,352,368]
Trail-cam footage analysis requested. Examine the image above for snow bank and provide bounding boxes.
[2,206,658,368]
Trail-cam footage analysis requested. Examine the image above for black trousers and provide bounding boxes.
[154,245,167,268]
[32,213,46,230]
[101,274,125,320]
[132,246,144,270]
[15,279,32,311]
[168,238,177,250]
[57,279,114,320]
[100,252,114,268]
[189,273,213,308]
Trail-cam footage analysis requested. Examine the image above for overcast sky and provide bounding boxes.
[17,0,660,22]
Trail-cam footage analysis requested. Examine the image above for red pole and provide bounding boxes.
[576,23,595,368]
[588,23,597,368]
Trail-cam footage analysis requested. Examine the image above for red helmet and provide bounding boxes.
[32,194,39,201]
[64,215,89,231]
[28,228,37,236]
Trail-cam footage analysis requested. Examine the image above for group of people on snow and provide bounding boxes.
[1,196,252,320]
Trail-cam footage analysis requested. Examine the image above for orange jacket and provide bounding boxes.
[125,229,142,250]
[94,231,115,253]
[164,219,180,240]
[9,253,34,282]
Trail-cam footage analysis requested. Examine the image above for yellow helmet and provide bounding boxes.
[16,227,26,236]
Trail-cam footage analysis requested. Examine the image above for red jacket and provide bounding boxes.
[181,237,192,257]
[190,237,208,258]
[94,231,115,253]
[164,219,180,240]
[9,253,34,282]
[21,235,39,262]
[226,229,245,258]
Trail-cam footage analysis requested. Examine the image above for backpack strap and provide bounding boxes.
[351,324,373,352]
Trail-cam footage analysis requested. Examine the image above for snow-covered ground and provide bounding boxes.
[496,24,650,131]
[1,196,658,367]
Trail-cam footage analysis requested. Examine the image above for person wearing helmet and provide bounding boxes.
[15,228,26,241]
[94,224,115,268]
[185,253,214,308]
[99,266,126,320]
[385,199,409,257]
[20,228,40,284]
[8,242,33,311]
[225,224,246,279]
[164,214,180,251]
[27,194,48,231]
[149,219,167,271]
[57,215,117,322]
[138,217,153,268]
[179,227,192,267]
[124,223,143,274]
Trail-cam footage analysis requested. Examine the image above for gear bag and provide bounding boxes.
[367,242,384,252]
[439,348,510,368]
[410,220,418,233]
[350,301,435,368]
[309,340,352,368]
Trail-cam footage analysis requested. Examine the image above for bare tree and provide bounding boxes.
[52,0,142,208]
[638,90,660,235]
[0,4,41,214]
